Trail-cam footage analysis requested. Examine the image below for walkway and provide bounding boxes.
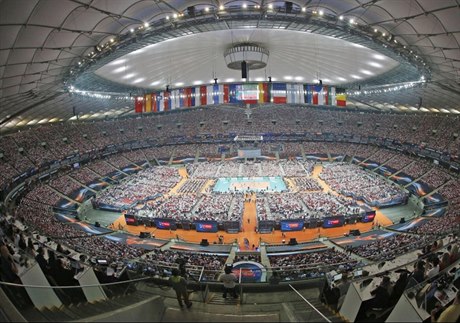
[240,193,258,250]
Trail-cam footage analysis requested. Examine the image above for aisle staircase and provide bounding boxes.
[20,289,156,322]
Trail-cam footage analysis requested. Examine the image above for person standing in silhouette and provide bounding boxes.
[219,266,238,299]
[169,268,192,308]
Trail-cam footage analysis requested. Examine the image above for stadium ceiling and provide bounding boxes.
[0,0,459,130]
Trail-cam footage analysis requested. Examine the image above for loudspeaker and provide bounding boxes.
[200,239,209,246]
[95,221,100,227]
[288,238,298,245]
[187,6,195,16]
[241,61,248,79]
[139,231,151,239]
[400,217,406,224]
[349,229,361,236]
[285,1,293,13]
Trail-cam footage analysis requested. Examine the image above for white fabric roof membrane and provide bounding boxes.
[0,0,459,128]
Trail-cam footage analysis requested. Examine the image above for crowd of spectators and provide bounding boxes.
[23,184,67,207]
[299,192,359,217]
[230,194,245,220]
[106,155,132,169]
[384,153,413,171]
[15,199,84,239]
[193,194,236,221]
[407,215,460,236]
[1,105,459,183]
[320,163,407,206]
[281,160,309,176]
[351,145,379,161]
[187,161,219,178]
[87,160,118,176]
[269,248,357,270]
[400,159,432,178]
[293,177,322,191]
[95,167,180,208]
[260,161,283,176]
[49,175,84,196]
[178,179,207,193]
[218,162,241,177]
[173,144,199,159]
[3,105,460,298]
[233,253,261,263]
[365,148,396,164]
[122,149,148,164]
[197,144,220,158]
[68,236,148,264]
[240,163,261,177]
[256,196,269,220]
[420,167,452,189]
[438,179,460,202]
[145,195,199,220]
[139,249,227,276]
[69,167,100,184]
[349,233,437,262]
[280,143,302,158]
[266,193,304,219]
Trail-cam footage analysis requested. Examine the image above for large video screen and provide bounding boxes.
[236,84,258,101]
[322,216,345,228]
[361,211,376,223]
[124,214,138,226]
[154,218,177,230]
[195,220,218,232]
[280,220,304,231]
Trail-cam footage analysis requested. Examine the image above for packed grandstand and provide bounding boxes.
[0,105,458,276]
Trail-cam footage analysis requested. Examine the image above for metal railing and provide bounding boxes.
[289,284,332,323]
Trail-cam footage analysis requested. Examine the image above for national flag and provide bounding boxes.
[336,93,347,107]
[212,84,219,105]
[272,83,287,104]
[223,84,229,103]
[295,84,303,104]
[173,89,180,109]
[286,83,296,104]
[323,86,329,105]
[144,94,152,112]
[200,86,207,106]
[163,91,170,111]
[258,83,270,103]
[179,88,185,108]
[329,87,336,106]
[229,84,237,103]
[156,92,164,112]
[304,84,312,104]
[134,96,144,113]
[190,87,196,107]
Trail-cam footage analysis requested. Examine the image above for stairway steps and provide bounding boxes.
[20,307,48,322]
[58,306,81,320]
[292,301,344,322]
[110,291,153,307]
[88,299,120,312]
[66,303,103,318]
[40,307,74,322]
[208,293,239,305]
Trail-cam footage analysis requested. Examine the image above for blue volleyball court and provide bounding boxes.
[213,176,286,193]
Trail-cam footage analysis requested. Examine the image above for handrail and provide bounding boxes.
[289,284,332,323]
[198,266,205,282]
[0,276,153,289]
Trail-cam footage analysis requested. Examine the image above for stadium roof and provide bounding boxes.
[0,0,459,129]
